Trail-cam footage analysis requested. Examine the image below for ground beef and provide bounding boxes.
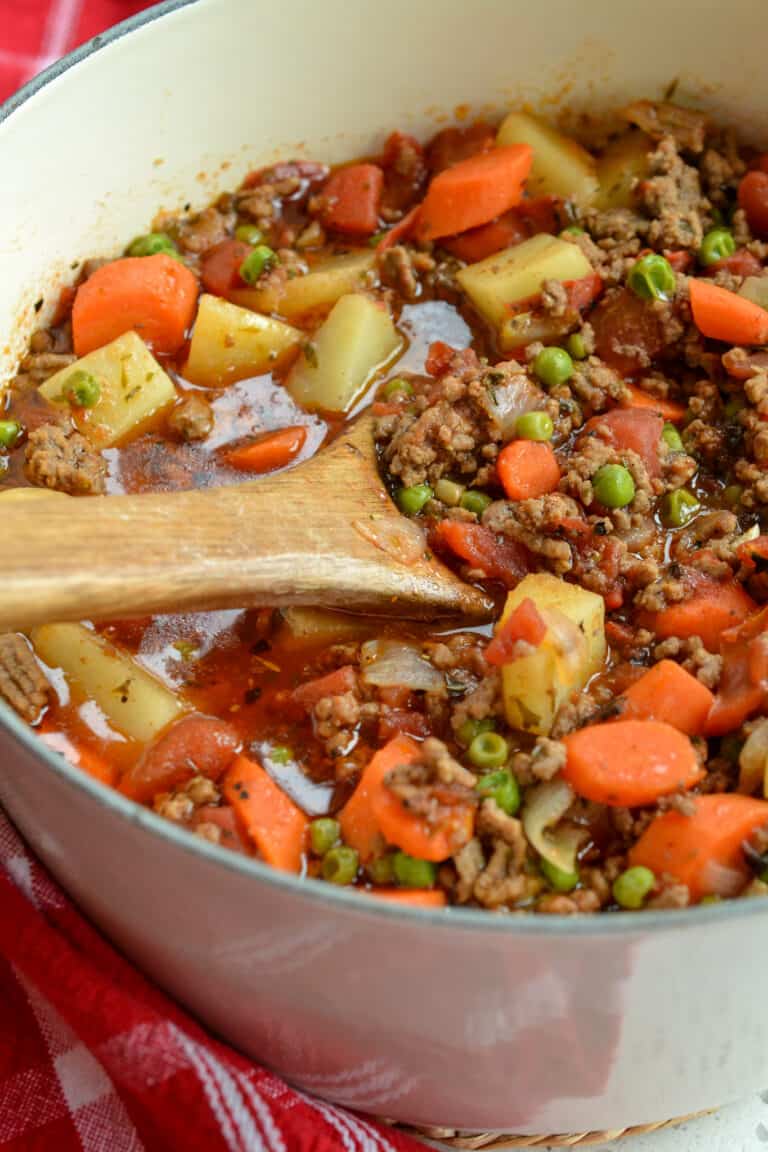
[623,100,709,154]
[376,245,435,301]
[647,881,691,909]
[25,424,107,495]
[295,220,326,249]
[16,351,76,386]
[639,137,710,251]
[384,738,477,849]
[154,774,221,822]
[313,691,365,758]
[449,671,501,734]
[653,635,723,690]
[176,206,235,255]
[0,634,50,723]
[568,357,627,412]
[167,395,214,442]
[483,493,583,575]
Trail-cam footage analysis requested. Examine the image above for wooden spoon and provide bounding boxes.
[0,413,494,630]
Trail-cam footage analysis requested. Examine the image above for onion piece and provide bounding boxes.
[360,639,444,692]
[739,276,768,311]
[738,718,768,797]
[486,373,546,437]
[354,515,425,566]
[700,859,748,898]
[522,778,587,873]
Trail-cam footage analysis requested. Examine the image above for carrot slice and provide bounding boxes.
[629,794,768,900]
[689,278,768,346]
[222,754,308,872]
[226,426,307,473]
[621,383,687,423]
[119,714,240,804]
[496,440,561,501]
[416,144,533,242]
[339,735,421,862]
[621,660,714,735]
[72,254,199,356]
[562,719,703,807]
[640,573,756,653]
[365,888,448,908]
[320,164,384,235]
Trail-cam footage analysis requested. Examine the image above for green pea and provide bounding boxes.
[126,232,178,258]
[475,769,520,816]
[592,464,635,509]
[434,478,465,506]
[0,420,22,450]
[239,245,277,284]
[382,376,414,400]
[699,893,723,904]
[661,488,699,528]
[627,253,676,301]
[368,854,396,885]
[533,346,574,389]
[392,851,436,888]
[722,483,743,507]
[460,489,492,516]
[612,865,655,910]
[541,858,579,893]
[269,745,293,765]
[661,423,684,452]
[560,225,585,237]
[322,845,359,885]
[309,817,340,857]
[396,484,433,515]
[698,228,736,267]
[566,332,588,360]
[457,716,495,747]
[468,731,509,770]
[515,411,554,442]
[235,224,264,245]
[63,370,101,409]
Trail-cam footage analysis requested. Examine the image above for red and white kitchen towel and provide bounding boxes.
[0,6,422,1150]
[0,808,425,1151]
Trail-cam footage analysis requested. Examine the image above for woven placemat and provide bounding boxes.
[389,1109,713,1149]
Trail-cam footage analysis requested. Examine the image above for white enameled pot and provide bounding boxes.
[0,0,767,1133]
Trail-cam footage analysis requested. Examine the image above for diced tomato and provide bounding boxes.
[707,606,768,735]
[665,250,693,273]
[319,164,384,235]
[380,132,428,214]
[738,171,768,238]
[442,196,562,263]
[706,248,763,278]
[201,239,252,296]
[378,710,431,741]
[424,340,457,376]
[292,665,358,709]
[194,805,251,854]
[563,272,604,312]
[432,521,529,588]
[737,535,768,574]
[485,598,547,666]
[583,407,664,477]
[590,288,668,375]
[425,122,496,174]
[119,715,241,804]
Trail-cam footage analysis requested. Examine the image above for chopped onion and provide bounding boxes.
[486,374,546,436]
[354,515,425,566]
[738,719,768,797]
[522,778,587,873]
[739,276,768,311]
[360,639,444,692]
[700,860,747,898]
[543,606,588,674]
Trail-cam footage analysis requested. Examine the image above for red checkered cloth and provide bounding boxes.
[0,9,424,1149]
[0,0,151,103]
[0,809,423,1151]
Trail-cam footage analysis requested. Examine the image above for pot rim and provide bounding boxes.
[0,0,763,936]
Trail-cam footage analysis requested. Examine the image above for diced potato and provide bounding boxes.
[184,295,301,387]
[0,489,68,502]
[230,250,377,321]
[457,233,592,331]
[594,130,652,211]
[39,331,176,448]
[31,623,185,744]
[499,573,606,735]
[287,293,402,413]
[498,312,568,353]
[278,607,373,646]
[496,111,598,206]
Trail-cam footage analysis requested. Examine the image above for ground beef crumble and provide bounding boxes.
[24,424,107,495]
[0,634,50,723]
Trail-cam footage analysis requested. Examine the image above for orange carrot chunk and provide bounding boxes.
[689,278,768,346]
[365,888,448,908]
[621,383,687,424]
[497,440,560,501]
[640,572,756,653]
[621,660,715,736]
[417,144,533,241]
[562,719,703,807]
[629,793,768,900]
[339,735,421,862]
[226,426,307,473]
[223,754,308,872]
[72,254,199,356]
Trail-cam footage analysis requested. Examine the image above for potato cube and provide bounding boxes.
[594,130,652,211]
[184,294,301,386]
[231,250,377,321]
[496,111,598,206]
